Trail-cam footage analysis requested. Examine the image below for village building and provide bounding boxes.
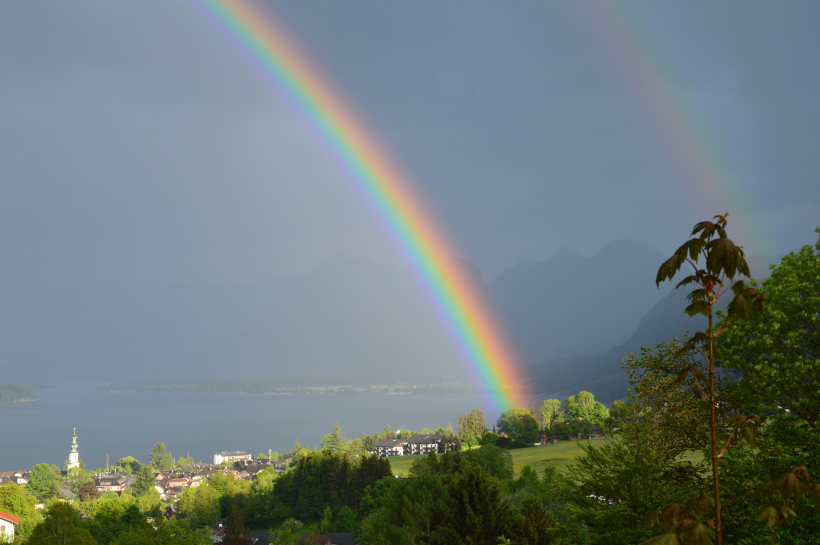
[588,424,604,438]
[373,437,408,457]
[328,532,358,544]
[405,434,442,455]
[94,476,126,493]
[212,451,252,465]
[0,511,20,542]
[0,471,28,486]
[298,534,330,545]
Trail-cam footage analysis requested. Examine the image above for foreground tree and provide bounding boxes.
[653,214,766,544]
[719,230,820,431]
[569,401,702,545]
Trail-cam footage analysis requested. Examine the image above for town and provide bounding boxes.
[0,398,612,544]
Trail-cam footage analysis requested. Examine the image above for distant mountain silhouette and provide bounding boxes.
[526,254,782,402]
[486,240,671,364]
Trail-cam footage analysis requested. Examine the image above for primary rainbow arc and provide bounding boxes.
[186,0,526,413]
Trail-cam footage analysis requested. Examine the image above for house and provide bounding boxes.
[211,518,227,542]
[373,438,408,457]
[95,476,126,493]
[164,487,183,501]
[538,431,560,445]
[0,471,28,486]
[165,476,191,488]
[298,534,330,545]
[32,495,44,510]
[328,532,357,544]
[248,530,276,544]
[589,424,604,438]
[212,451,252,465]
[0,511,20,542]
[405,434,442,455]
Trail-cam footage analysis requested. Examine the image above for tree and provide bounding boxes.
[292,439,301,452]
[78,481,99,503]
[719,231,820,431]
[149,442,173,471]
[135,487,162,517]
[27,463,62,499]
[537,399,564,429]
[654,213,766,544]
[178,483,221,528]
[0,482,41,539]
[116,456,142,474]
[458,409,486,441]
[562,391,609,425]
[496,408,540,445]
[321,423,345,453]
[224,504,247,544]
[568,401,701,545]
[435,465,515,544]
[133,466,156,497]
[27,503,96,545]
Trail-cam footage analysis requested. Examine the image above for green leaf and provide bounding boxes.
[684,523,714,545]
[757,506,779,527]
[685,301,709,317]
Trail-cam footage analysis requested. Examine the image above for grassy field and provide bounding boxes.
[388,439,601,478]
[388,439,704,478]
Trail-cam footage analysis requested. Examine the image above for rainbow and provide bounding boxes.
[184,0,526,413]
[578,2,768,252]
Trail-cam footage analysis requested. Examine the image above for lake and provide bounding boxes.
[0,382,548,471]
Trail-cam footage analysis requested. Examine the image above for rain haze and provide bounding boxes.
[1,2,819,465]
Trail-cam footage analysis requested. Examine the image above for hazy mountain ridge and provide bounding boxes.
[526,254,782,402]
[486,239,672,364]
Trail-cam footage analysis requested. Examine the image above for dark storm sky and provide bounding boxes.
[1,1,817,286]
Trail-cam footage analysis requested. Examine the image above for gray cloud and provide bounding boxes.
[1,0,817,288]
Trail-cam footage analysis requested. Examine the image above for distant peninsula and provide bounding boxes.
[99,377,487,396]
[0,383,38,403]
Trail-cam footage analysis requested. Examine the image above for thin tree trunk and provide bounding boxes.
[709,305,722,544]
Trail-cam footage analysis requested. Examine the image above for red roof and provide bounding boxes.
[0,510,20,524]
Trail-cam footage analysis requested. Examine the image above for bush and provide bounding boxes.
[280,517,303,531]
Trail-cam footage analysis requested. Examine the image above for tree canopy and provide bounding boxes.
[719,232,820,431]
[562,391,609,425]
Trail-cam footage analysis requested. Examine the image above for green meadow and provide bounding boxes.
[387,439,601,478]
[387,438,704,478]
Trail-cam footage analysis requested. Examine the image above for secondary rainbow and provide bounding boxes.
[184,0,525,412]
[578,1,768,252]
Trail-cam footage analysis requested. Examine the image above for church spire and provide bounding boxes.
[67,428,80,470]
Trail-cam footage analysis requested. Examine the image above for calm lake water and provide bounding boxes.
[0,383,547,471]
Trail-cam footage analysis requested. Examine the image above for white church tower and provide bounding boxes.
[67,428,80,470]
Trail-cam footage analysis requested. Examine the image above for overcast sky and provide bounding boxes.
[1,1,818,286]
